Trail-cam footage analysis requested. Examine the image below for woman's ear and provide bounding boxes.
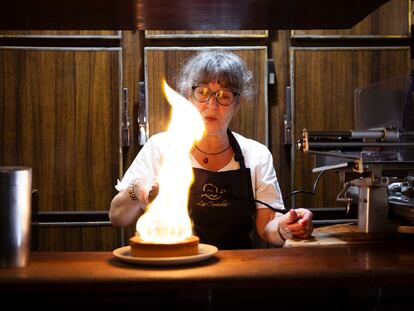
[233,100,241,115]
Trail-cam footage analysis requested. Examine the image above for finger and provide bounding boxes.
[296,208,313,221]
[148,185,159,203]
[138,187,150,205]
[290,222,313,239]
[282,209,299,225]
[286,219,307,231]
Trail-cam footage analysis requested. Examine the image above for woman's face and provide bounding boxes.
[189,81,240,137]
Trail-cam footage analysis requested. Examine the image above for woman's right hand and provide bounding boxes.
[148,184,159,203]
[109,175,159,227]
[134,176,159,206]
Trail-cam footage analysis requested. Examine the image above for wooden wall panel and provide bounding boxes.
[269,30,292,202]
[290,47,411,209]
[0,30,121,38]
[291,0,410,38]
[145,30,268,39]
[121,31,144,172]
[144,46,268,145]
[37,226,121,251]
[0,47,122,250]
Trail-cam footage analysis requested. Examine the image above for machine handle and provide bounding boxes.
[283,86,292,146]
[121,88,131,147]
[138,81,148,147]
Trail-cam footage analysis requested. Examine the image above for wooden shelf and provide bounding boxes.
[0,0,391,30]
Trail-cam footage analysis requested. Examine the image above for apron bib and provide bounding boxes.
[188,130,256,250]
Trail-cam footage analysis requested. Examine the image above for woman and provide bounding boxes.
[109,50,313,249]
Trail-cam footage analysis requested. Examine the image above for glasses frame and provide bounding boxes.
[191,86,239,106]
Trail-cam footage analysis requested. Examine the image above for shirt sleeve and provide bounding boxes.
[115,133,165,192]
[253,145,285,210]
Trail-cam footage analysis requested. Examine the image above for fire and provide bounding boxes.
[135,80,205,243]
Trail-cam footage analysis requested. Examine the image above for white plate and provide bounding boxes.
[113,243,218,266]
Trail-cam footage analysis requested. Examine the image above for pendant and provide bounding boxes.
[203,157,209,164]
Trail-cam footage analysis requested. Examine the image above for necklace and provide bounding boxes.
[194,144,231,164]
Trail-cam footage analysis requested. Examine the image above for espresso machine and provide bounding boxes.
[297,73,414,233]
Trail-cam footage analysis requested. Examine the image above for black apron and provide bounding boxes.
[188,129,256,250]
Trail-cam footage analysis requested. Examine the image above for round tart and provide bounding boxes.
[129,235,200,258]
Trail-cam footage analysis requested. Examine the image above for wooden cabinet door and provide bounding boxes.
[0,47,122,251]
[144,47,268,145]
[291,0,410,39]
[290,47,411,209]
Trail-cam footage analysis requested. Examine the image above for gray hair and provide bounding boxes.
[176,50,254,98]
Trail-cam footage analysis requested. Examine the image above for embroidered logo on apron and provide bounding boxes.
[197,183,230,208]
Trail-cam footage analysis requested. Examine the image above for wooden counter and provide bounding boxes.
[1,227,414,309]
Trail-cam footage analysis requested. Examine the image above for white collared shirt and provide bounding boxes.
[115,131,285,210]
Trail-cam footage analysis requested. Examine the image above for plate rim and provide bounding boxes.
[112,243,218,266]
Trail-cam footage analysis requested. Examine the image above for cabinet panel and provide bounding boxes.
[37,226,120,251]
[291,0,410,38]
[144,47,268,145]
[145,30,268,39]
[0,30,121,38]
[290,47,410,209]
[0,47,122,250]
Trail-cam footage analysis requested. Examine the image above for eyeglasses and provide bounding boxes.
[192,86,238,106]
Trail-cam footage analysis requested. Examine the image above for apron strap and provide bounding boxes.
[227,129,255,206]
[227,129,246,169]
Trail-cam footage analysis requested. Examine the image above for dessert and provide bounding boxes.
[129,235,200,258]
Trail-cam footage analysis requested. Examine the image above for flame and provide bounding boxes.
[135,80,205,243]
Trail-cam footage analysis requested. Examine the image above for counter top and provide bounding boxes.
[1,226,414,308]
[2,242,414,289]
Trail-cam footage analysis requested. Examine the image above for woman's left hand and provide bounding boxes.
[279,208,313,239]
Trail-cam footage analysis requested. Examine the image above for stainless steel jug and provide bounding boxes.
[0,167,32,268]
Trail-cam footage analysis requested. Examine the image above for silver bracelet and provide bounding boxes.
[128,179,138,201]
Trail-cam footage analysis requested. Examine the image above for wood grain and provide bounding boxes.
[0,0,391,30]
[145,30,268,39]
[2,241,414,290]
[291,0,410,38]
[0,30,120,38]
[0,48,122,250]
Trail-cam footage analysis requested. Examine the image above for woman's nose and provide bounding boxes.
[207,95,220,109]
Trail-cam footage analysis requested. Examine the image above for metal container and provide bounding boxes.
[0,167,32,268]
